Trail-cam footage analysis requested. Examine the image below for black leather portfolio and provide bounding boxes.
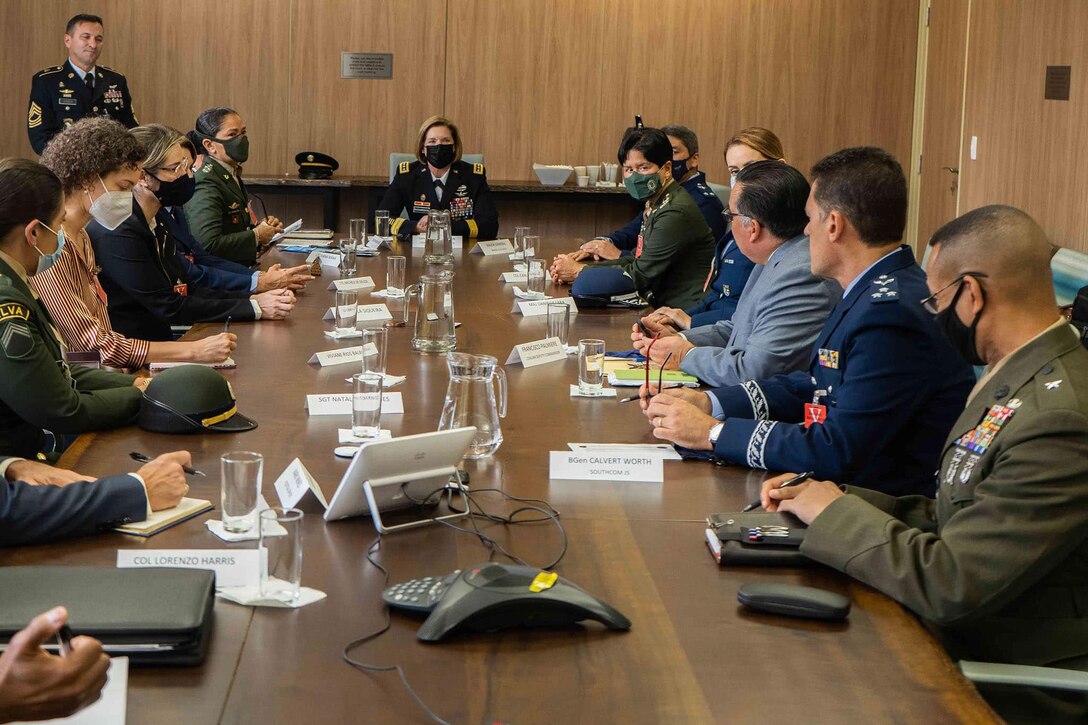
[0,566,215,665]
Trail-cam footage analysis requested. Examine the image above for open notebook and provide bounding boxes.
[114,498,213,537]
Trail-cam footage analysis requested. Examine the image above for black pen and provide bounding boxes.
[129,451,206,477]
[223,316,231,334]
[619,383,682,403]
[56,624,74,656]
[741,471,814,512]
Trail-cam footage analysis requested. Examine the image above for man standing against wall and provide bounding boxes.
[27,14,137,155]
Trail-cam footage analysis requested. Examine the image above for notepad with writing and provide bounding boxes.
[608,368,700,388]
[114,498,214,537]
[149,358,236,371]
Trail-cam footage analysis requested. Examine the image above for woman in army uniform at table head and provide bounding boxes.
[378,115,498,241]
[183,107,283,266]
[0,158,144,460]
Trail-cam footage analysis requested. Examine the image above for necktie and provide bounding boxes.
[84,72,95,91]
[434,179,444,203]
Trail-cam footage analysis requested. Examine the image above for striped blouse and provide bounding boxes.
[30,227,150,370]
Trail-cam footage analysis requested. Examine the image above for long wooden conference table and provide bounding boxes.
[0,242,998,724]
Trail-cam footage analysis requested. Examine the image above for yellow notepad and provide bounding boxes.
[114,498,214,537]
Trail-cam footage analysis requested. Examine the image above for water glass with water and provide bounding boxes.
[547,303,570,347]
[352,372,384,439]
[335,290,358,334]
[374,210,391,241]
[578,339,605,394]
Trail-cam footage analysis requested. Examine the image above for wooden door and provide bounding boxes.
[916,0,971,252]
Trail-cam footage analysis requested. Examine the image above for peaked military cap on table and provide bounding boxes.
[138,365,257,434]
[295,151,339,180]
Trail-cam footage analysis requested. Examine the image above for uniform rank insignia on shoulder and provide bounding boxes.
[398,161,410,174]
[870,274,899,302]
[472,163,485,175]
[0,303,30,323]
[229,201,241,210]
[818,348,840,369]
[0,321,34,359]
[28,102,43,128]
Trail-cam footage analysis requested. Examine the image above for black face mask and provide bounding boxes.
[152,173,196,207]
[935,281,985,365]
[671,158,689,180]
[425,143,456,169]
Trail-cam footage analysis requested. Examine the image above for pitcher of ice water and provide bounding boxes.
[438,352,507,458]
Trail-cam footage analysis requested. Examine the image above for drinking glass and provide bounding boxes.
[260,507,303,604]
[512,226,530,260]
[220,451,263,533]
[338,238,357,277]
[386,255,406,295]
[349,218,367,245]
[361,327,388,376]
[352,372,384,439]
[526,257,546,296]
[522,234,540,263]
[578,339,605,394]
[374,209,391,241]
[547,303,570,347]
[335,290,358,334]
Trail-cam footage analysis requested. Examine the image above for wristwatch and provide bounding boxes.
[708,422,724,445]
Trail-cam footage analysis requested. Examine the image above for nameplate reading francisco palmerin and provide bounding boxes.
[505,337,567,367]
[548,452,664,483]
[116,549,264,589]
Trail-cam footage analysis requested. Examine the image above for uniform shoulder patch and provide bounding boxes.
[398,161,411,174]
[28,102,43,129]
[0,321,34,359]
[0,302,30,323]
[472,163,485,175]
[869,274,900,303]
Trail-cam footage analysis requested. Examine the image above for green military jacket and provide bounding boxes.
[802,323,1088,668]
[184,156,258,266]
[590,180,714,308]
[0,255,141,459]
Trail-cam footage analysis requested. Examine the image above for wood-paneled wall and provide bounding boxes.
[959,0,1088,252]
[0,0,920,189]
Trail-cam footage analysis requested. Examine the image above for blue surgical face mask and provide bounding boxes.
[33,221,66,275]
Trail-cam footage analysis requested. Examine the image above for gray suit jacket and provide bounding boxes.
[680,234,841,387]
[0,457,147,547]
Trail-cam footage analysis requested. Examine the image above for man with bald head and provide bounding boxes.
[760,205,1088,723]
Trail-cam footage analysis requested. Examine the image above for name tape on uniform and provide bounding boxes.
[412,234,463,248]
[117,549,265,589]
[327,276,375,292]
[548,452,664,483]
[511,297,578,317]
[273,458,328,509]
[470,238,514,255]
[505,337,567,367]
[305,392,404,415]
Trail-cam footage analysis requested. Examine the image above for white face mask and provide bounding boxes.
[87,175,133,231]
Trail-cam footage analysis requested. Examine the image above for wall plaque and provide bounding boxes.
[341,52,393,80]
[1044,66,1071,101]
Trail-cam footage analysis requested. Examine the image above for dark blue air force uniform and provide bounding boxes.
[708,245,975,496]
[27,60,137,155]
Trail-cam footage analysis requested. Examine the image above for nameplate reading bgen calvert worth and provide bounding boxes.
[548,452,664,483]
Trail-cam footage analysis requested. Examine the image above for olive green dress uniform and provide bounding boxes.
[800,322,1088,723]
[588,180,715,308]
[184,157,258,267]
[0,254,141,460]
[380,160,498,241]
[27,60,137,155]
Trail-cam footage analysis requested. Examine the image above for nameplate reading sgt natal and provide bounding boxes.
[305,392,405,415]
[548,452,664,483]
[505,337,567,367]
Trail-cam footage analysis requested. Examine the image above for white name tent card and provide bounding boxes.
[412,234,463,248]
[512,297,579,317]
[308,346,365,366]
[327,276,375,291]
[471,238,514,255]
[356,303,393,322]
[308,251,341,267]
[273,458,328,509]
[548,451,664,483]
[499,272,528,284]
[116,549,264,589]
[305,392,404,415]
[505,337,567,367]
[567,442,682,461]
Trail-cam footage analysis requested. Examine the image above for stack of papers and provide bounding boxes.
[608,368,700,388]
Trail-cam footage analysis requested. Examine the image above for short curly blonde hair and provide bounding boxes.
[40,117,144,193]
